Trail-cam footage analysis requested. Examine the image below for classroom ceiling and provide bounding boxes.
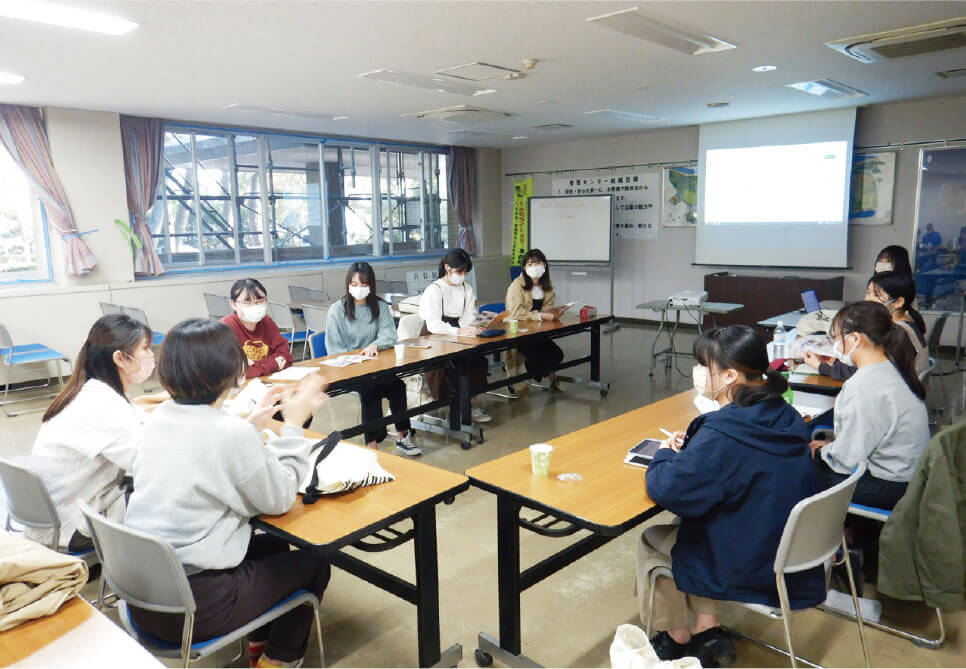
[2,1,966,148]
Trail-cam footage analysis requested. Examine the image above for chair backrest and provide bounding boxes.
[99,302,123,316]
[121,306,150,328]
[388,280,408,295]
[774,462,867,575]
[79,501,195,615]
[397,313,424,340]
[203,293,232,319]
[927,313,948,356]
[0,323,13,351]
[919,357,935,384]
[0,456,61,542]
[308,332,327,359]
[510,266,522,281]
[267,300,295,330]
[376,279,390,295]
[480,302,506,314]
[289,285,311,303]
[302,304,328,333]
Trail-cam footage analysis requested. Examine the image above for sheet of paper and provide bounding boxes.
[223,378,270,417]
[269,366,320,381]
[319,355,373,367]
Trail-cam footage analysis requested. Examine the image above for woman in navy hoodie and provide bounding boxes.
[638,325,824,667]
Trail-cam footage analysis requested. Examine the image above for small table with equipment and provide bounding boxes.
[637,300,745,375]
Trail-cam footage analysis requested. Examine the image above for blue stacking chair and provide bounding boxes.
[509,266,522,281]
[479,303,515,399]
[0,324,71,417]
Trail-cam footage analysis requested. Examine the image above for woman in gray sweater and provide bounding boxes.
[125,318,328,668]
[325,262,419,456]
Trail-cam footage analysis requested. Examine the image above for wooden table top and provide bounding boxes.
[0,596,162,667]
[792,373,844,391]
[427,313,613,347]
[466,390,700,534]
[256,426,469,549]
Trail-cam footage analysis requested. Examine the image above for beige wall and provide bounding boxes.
[502,94,966,342]
[0,108,509,383]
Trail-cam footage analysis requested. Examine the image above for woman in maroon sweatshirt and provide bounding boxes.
[221,278,293,378]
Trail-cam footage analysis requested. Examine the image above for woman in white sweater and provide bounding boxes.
[124,318,328,669]
[29,314,155,552]
[418,248,492,423]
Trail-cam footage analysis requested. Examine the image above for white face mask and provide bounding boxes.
[448,271,466,286]
[525,264,546,279]
[875,261,893,273]
[124,353,155,385]
[832,335,858,366]
[692,365,711,397]
[348,285,370,300]
[239,304,266,323]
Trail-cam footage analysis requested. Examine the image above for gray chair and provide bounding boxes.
[203,293,232,320]
[302,304,329,359]
[100,302,124,315]
[646,463,870,669]
[120,306,165,347]
[288,285,329,304]
[267,300,308,359]
[0,324,71,417]
[925,313,949,424]
[0,455,99,568]
[79,502,324,669]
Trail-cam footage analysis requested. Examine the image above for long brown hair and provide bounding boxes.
[43,314,152,421]
[832,301,926,400]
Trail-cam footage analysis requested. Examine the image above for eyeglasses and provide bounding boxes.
[238,298,267,306]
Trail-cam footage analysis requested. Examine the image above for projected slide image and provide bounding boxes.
[704,141,849,225]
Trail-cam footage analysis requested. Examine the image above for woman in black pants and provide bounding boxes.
[505,249,565,384]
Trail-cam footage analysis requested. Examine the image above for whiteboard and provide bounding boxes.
[528,195,613,264]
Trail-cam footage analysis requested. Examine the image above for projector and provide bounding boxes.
[669,290,708,307]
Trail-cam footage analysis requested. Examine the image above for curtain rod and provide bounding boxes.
[504,158,696,178]
[855,136,966,151]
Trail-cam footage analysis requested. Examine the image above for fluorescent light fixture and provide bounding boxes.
[223,104,347,121]
[0,70,25,85]
[359,69,497,96]
[752,65,777,72]
[584,109,667,123]
[0,1,138,35]
[786,79,867,99]
[405,105,512,123]
[512,136,528,140]
[586,7,736,55]
[707,102,730,108]
[332,115,350,121]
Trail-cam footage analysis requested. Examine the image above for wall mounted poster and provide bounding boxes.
[511,177,532,266]
[552,171,660,240]
[662,165,698,227]
[849,151,896,225]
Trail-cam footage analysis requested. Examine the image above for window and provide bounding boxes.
[148,125,451,273]
[0,144,51,283]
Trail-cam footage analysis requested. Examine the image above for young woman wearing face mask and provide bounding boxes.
[325,262,420,456]
[805,271,929,381]
[418,248,492,423]
[27,314,154,552]
[809,301,929,510]
[125,319,330,669]
[505,249,566,383]
[638,325,821,666]
[874,244,912,275]
[222,277,293,379]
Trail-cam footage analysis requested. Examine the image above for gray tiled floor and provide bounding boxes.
[2,323,963,667]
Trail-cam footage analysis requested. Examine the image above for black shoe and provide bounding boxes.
[687,627,736,668]
[650,631,690,661]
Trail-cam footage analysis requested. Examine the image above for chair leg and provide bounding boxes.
[95,574,107,611]
[775,574,798,669]
[181,612,195,668]
[313,602,326,668]
[842,537,871,668]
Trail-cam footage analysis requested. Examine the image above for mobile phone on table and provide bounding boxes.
[624,438,662,467]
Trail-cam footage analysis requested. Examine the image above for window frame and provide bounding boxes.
[146,122,451,278]
[0,191,54,286]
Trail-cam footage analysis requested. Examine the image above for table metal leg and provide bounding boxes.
[414,504,463,668]
[590,323,601,383]
[649,308,668,377]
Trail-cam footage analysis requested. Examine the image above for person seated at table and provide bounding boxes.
[27,314,153,552]
[809,301,929,510]
[125,318,329,669]
[805,272,928,380]
[920,223,942,248]
[222,277,292,379]
[638,325,822,666]
[418,247,492,424]
[325,262,420,456]
[874,244,912,275]
[505,249,565,387]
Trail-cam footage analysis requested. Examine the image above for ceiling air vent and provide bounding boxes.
[937,67,966,79]
[826,17,966,63]
[786,79,867,100]
[402,104,511,124]
[533,123,573,130]
[435,62,519,81]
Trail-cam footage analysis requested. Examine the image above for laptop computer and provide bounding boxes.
[801,289,821,314]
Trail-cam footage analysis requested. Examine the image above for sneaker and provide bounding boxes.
[395,433,422,456]
[687,627,736,668]
[650,631,690,661]
[471,407,492,423]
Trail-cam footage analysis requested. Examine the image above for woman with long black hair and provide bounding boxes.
[505,249,565,384]
[325,261,419,456]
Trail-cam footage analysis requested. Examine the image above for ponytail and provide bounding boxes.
[885,323,927,400]
[733,366,788,407]
[907,307,927,337]
[693,325,786,407]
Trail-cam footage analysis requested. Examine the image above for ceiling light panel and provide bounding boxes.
[0,1,138,35]
[403,105,512,123]
[359,69,496,96]
[435,62,519,82]
[223,104,346,121]
[586,7,736,56]
[584,109,667,123]
[0,71,25,85]
[786,79,867,99]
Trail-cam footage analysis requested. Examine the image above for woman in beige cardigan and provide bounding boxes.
[505,249,566,385]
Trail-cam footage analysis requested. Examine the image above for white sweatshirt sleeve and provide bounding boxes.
[232,425,314,516]
[419,283,459,335]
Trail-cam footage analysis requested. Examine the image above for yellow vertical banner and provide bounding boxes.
[511,177,532,267]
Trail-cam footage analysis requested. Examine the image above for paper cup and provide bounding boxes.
[529,443,553,477]
[508,319,519,335]
[394,343,406,362]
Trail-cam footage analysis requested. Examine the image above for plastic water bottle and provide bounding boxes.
[773,321,787,359]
